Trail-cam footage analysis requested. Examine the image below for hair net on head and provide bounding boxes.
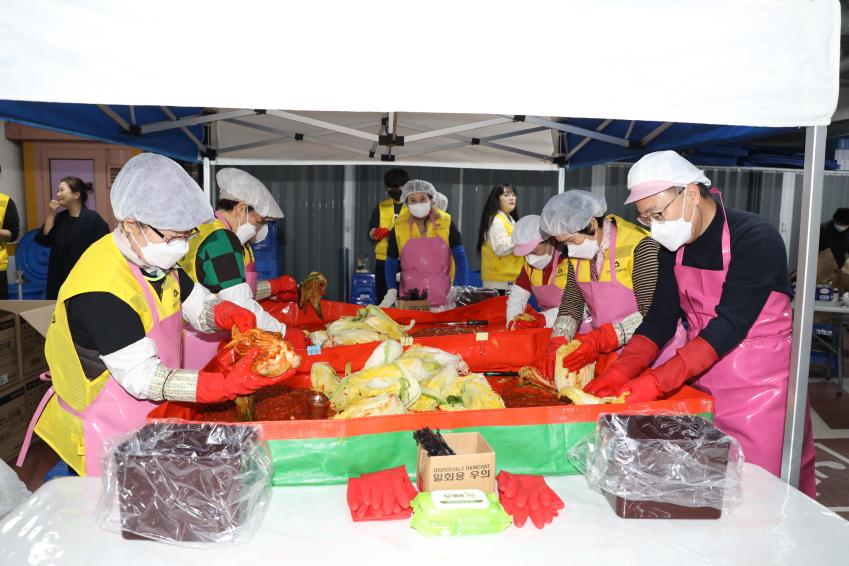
[512,215,544,256]
[111,153,213,231]
[539,191,607,236]
[400,179,437,202]
[433,192,449,211]
[216,168,284,219]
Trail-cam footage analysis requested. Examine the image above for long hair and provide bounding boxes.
[477,183,518,253]
[61,176,93,205]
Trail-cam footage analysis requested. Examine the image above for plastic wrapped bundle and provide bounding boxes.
[447,286,500,308]
[573,414,743,519]
[97,422,272,545]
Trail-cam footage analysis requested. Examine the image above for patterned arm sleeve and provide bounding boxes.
[552,261,585,338]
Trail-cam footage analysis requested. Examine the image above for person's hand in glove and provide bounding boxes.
[615,336,718,403]
[369,227,391,241]
[283,325,309,350]
[268,275,299,302]
[542,336,568,381]
[196,350,297,403]
[583,334,658,397]
[213,301,257,333]
[497,471,564,529]
[562,323,619,372]
[379,288,398,309]
[508,311,546,331]
[346,465,418,521]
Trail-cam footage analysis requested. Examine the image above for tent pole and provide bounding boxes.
[557,168,565,194]
[202,157,211,203]
[342,164,356,301]
[782,125,826,488]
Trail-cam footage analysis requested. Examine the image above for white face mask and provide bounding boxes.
[133,226,189,270]
[836,224,849,233]
[650,194,696,252]
[409,202,431,219]
[526,252,553,270]
[254,223,269,243]
[567,238,599,260]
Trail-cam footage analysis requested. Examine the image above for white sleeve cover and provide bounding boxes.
[218,281,287,334]
[100,337,160,399]
[181,281,213,331]
[486,217,515,257]
[543,307,558,328]
[506,284,531,322]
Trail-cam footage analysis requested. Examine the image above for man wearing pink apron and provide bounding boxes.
[590,150,816,496]
[537,191,686,379]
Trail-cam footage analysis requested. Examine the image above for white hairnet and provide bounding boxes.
[216,168,284,219]
[539,191,607,236]
[433,192,449,211]
[400,179,437,202]
[511,215,545,256]
[625,151,711,204]
[111,153,213,231]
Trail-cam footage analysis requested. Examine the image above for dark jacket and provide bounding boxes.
[819,220,849,267]
[36,207,110,299]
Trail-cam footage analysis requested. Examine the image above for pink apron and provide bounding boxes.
[531,248,565,310]
[399,212,451,307]
[18,262,183,476]
[577,222,686,366]
[674,190,816,497]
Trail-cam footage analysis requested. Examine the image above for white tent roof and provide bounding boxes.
[0,0,839,128]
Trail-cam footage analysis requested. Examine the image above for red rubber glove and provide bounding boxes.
[497,471,564,529]
[213,301,256,333]
[562,323,619,372]
[542,336,568,381]
[195,350,297,403]
[283,325,309,350]
[616,336,718,403]
[583,334,659,397]
[268,275,298,301]
[370,227,391,241]
[346,466,418,521]
[508,311,546,330]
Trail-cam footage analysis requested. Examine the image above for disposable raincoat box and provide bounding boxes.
[417,432,495,493]
[0,301,54,395]
[0,384,28,462]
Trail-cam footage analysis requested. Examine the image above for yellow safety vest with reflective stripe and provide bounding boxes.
[0,194,10,270]
[523,254,570,289]
[178,218,252,282]
[34,235,181,475]
[394,206,455,280]
[571,215,649,291]
[481,212,523,283]
[374,199,401,261]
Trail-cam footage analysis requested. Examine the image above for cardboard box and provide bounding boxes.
[0,301,54,395]
[0,383,29,462]
[416,432,496,493]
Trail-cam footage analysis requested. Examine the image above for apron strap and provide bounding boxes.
[16,371,54,468]
[710,188,732,273]
[606,220,618,283]
[126,261,175,330]
[546,247,561,286]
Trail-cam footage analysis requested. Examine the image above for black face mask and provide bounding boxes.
[388,189,402,200]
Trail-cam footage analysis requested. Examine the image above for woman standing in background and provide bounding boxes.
[37,177,110,299]
[478,183,522,293]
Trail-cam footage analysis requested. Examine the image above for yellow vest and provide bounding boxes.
[523,254,569,289]
[178,218,251,283]
[0,194,10,270]
[481,212,523,283]
[394,207,455,280]
[35,235,181,475]
[571,215,649,291]
[374,199,401,261]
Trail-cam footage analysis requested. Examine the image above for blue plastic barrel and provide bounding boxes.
[351,272,376,305]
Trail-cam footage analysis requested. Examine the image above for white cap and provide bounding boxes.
[539,191,606,236]
[111,153,213,231]
[433,192,449,211]
[400,179,437,202]
[511,215,545,256]
[216,168,284,219]
[625,151,711,204]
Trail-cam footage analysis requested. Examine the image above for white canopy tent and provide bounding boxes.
[0,0,841,488]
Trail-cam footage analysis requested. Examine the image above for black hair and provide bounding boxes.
[61,176,93,205]
[216,198,254,213]
[579,216,606,236]
[834,208,849,225]
[384,168,409,189]
[477,183,519,253]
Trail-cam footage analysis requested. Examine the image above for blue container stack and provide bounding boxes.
[252,222,282,281]
[351,272,376,305]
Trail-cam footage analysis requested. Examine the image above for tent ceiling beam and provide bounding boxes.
[265,110,379,142]
[220,118,371,158]
[519,115,632,148]
[404,117,516,142]
[97,104,130,131]
[640,122,674,146]
[394,120,552,161]
[159,106,205,151]
[565,119,614,160]
[140,109,260,134]
[129,105,136,125]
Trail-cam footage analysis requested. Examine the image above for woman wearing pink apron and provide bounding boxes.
[538,191,686,379]
[592,150,815,496]
[379,180,469,310]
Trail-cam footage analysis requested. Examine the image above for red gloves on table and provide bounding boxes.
[283,325,310,350]
[562,323,619,372]
[213,301,256,333]
[195,350,297,403]
[370,227,391,241]
[347,465,418,521]
[583,334,659,397]
[497,471,564,529]
[615,337,718,403]
[508,310,546,331]
[268,275,299,302]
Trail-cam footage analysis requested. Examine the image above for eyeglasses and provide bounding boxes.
[145,224,199,244]
[635,190,683,227]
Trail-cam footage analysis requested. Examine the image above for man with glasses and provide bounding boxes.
[22,154,293,476]
[585,150,815,496]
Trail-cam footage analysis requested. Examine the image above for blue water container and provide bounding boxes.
[253,222,282,280]
[351,272,377,305]
[468,270,483,287]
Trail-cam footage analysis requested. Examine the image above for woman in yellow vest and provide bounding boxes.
[368,168,408,300]
[539,190,686,379]
[19,154,291,477]
[0,190,20,299]
[478,183,523,293]
[505,215,569,329]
